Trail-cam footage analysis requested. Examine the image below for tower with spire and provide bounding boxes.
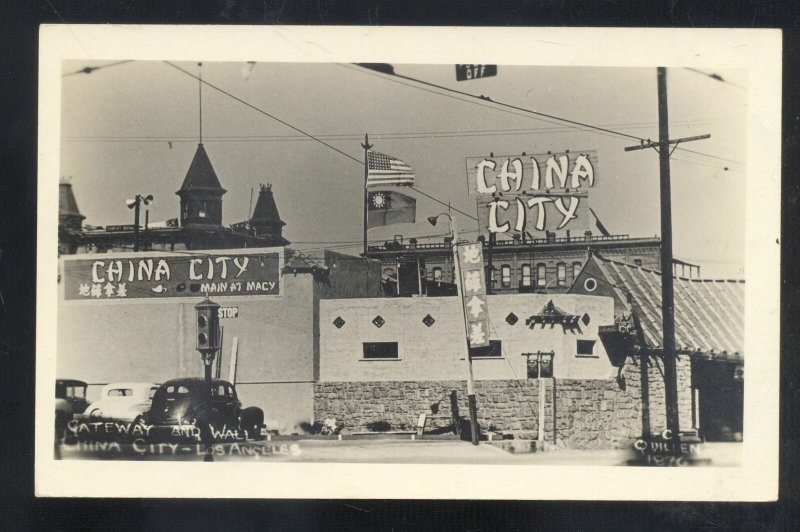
[176,143,227,227]
[59,179,85,254]
[248,183,286,240]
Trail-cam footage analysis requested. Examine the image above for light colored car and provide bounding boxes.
[82,382,159,423]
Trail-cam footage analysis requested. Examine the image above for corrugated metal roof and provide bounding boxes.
[593,253,744,360]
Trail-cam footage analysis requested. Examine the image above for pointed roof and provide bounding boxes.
[177,144,226,194]
[570,253,744,361]
[249,183,285,226]
[59,180,85,220]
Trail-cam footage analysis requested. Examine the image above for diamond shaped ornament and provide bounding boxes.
[333,316,345,329]
[582,313,590,326]
[422,314,436,327]
[506,312,519,326]
[372,315,385,328]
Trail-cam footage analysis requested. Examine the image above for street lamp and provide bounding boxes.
[126,194,153,252]
[428,213,480,445]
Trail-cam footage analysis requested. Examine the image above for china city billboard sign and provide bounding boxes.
[465,151,598,235]
[456,242,490,348]
[61,248,283,301]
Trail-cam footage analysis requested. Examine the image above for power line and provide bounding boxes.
[347,63,741,167]
[63,118,736,143]
[163,61,363,166]
[682,67,746,90]
[63,60,134,77]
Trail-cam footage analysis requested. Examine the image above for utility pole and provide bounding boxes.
[625,67,710,441]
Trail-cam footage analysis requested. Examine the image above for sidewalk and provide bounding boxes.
[272,439,742,466]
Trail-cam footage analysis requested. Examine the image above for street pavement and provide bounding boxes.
[58,437,742,466]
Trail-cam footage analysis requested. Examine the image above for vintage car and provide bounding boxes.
[143,378,264,442]
[55,379,89,439]
[81,382,160,423]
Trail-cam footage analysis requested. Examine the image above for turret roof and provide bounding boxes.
[177,144,226,195]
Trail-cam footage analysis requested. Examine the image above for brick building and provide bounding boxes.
[367,231,700,297]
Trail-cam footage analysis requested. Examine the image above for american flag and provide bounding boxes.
[366,151,415,187]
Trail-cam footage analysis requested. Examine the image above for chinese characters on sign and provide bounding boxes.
[465,151,598,235]
[457,242,490,348]
[62,250,282,300]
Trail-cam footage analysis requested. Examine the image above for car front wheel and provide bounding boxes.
[240,407,264,441]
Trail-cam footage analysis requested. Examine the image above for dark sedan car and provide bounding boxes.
[144,378,264,442]
[55,379,89,441]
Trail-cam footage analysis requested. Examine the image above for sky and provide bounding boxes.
[59,60,747,277]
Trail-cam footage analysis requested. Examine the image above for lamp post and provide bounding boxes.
[428,213,480,445]
[126,194,153,252]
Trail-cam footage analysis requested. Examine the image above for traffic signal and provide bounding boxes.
[195,297,221,351]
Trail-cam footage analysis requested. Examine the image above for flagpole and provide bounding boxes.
[361,133,373,257]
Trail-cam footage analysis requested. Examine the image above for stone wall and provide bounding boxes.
[313,354,693,449]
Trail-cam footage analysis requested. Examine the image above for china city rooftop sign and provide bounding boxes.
[465,151,598,235]
[61,248,283,301]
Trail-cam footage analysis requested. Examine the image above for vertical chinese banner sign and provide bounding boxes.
[456,242,490,348]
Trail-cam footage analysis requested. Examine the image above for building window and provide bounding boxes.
[490,267,497,288]
[469,340,502,358]
[557,263,567,286]
[501,265,511,288]
[633,259,642,267]
[362,342,399,359]
[536,263,547,287]
[521,264,532,287]
[576,339,596,357]
[572,261,582,277]
[432,267,442,282]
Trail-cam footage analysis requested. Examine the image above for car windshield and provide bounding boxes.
[66,385,86,399]
[107,388,133,397]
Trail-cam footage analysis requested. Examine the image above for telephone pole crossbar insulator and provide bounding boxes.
[624,134,710,152]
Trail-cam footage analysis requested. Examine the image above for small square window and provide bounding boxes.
[469,340,502,358]
[363,342,399,359]
[577,339,596,356]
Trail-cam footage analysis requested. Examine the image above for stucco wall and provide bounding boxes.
[319,293,616,382]
[57,267,317,429]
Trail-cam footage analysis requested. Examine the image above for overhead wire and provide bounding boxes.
[71,61,732,276]
[344,63,742,168]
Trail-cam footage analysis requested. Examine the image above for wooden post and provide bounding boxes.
[538,353,545,443]
[657,67,680,439]
[215,326,224,379]
[623,68,710,443]
[228,336,239,385]
[450,216,479,445]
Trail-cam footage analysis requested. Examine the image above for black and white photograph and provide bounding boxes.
[36,26,781,499]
